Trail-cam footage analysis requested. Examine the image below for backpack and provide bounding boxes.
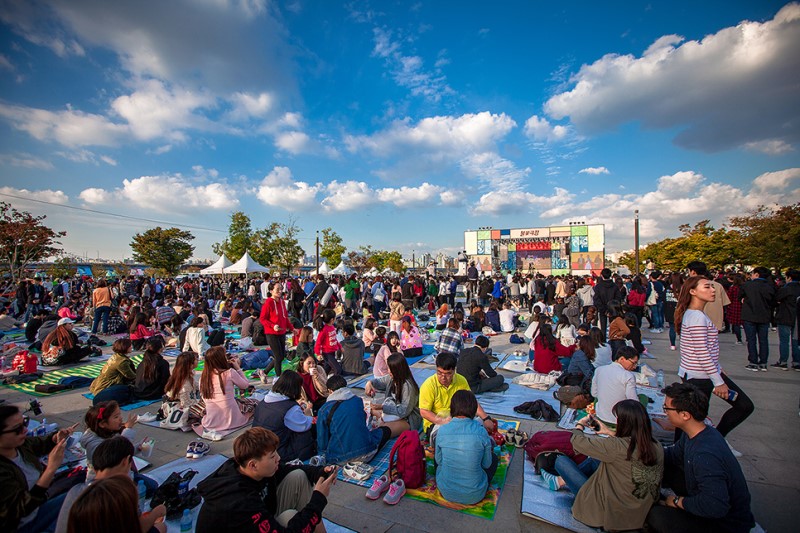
[388,430,426,489]
[524,430,588,472]
[509,333,525,344]
[53,283,64,297]
[627,289,646,307]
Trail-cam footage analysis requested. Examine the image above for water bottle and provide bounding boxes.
[137,480,147,513]
[37,418,47,437]
[657,370,665,388]
[180,508,193,532]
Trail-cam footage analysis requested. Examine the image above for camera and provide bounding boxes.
[28,399,42,416]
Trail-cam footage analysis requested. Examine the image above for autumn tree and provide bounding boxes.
[347,245,375,274]
[729,203,800,270]
[0,202,65,284]
[130,227,195,276]
[320,227,346,267]
[212,211,252,261]
[253,220,305,275]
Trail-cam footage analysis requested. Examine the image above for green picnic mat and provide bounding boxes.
[1,355,144,396]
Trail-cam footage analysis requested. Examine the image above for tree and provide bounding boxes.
[46,257,75,280]
[0,202,65,284]
[347,245,375,274]
[130,227,195,275]
[212,211,252,261]
[257,220,305,275]
[370,250,405,273]
[320,227,346,267]
[729,203,800,270]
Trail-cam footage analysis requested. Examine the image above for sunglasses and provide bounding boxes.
[1,416,30,435]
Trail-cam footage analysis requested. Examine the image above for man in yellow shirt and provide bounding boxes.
[419,353,495,435]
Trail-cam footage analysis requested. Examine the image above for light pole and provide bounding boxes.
[412,250,415,272]
[634,210,640,276]
[315,230,320,276]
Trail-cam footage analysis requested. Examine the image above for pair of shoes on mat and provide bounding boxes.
[343,462,374,481]
[138,412,158,423]
[186,441,209,459]
[365,475,405,504]
[201,429,223,441]
[504,428,528,448]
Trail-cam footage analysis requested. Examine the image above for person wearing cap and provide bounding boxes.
[40,318,97,366]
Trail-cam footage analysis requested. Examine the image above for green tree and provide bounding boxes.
[370,250,404,273]
[0,202,66,284]
[212,211,252,261]
[348,245,375,274]
[130,227,195,275]
[46,256,76,280]
[729,203,800,270]
[320,227,346,267]
[254,220,305,275]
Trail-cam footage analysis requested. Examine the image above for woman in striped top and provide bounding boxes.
[674,276,753,440]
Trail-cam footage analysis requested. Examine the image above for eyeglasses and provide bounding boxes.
[1,416,30,435]
[662,407,682,412]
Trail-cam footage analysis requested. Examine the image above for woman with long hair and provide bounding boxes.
[42,319,95,365]
[373,330,403,378]
[182,316,210,356]
[589,326,612,367]
[542,399,663,531]
[253,370,315,461]
[626,277,647,328]
[128,312,155,350]
[674,276,753,441]
[566,334,596,384]
[364,353,421,437]
[91,278,113,335]
[435,303,450,331]
[606,300,630,358]
[199,346,253,436]
[66,476,162,533]
[133,336,170,400]
[91,338,136,405]
[532,316,575,373]
[664,272,684,351]
[259,282,292,378]
[296,353,329,413]
[164,351,201,412]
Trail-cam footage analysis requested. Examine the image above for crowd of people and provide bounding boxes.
[0,258,796,532]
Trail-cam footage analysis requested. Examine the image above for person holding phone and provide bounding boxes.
[197,427,336,533]
[674,276,753,449]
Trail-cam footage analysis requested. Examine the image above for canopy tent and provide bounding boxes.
[366,267,379,277]
[200,254,233,275]
[318,262,330,275]
[330,261,353,275]
[223,251,270,274]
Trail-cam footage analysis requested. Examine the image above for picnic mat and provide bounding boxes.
[521,455,595,533]
[81,392,161,411]
[337,437,398,488]
[476,382,561,419]
[405,419,520,520]
[1,354,144,396]
[192,420,251,441]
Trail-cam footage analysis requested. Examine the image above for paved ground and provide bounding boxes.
[2,328,796,532]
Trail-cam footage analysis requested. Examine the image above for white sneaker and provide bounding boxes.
[726,439,743,458]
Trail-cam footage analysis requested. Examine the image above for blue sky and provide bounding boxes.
[0,0,798,261]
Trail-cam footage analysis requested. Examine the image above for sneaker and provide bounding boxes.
[540,470,562,491]
[794,365,800,372]
[759,365,767,372]
[771,362,788,370]
[745,364,759,372]
[138,412,158,423]
[191,441,210,459]
[366,475,391,500]
[504,428,517,445]
[309,455,326,467]
[343,462,374,481]
[735,341,743,345]
[669,346,676,351]
[383,479,405,505]
[186,441,200,458]
[513,431,529,448]
[726,439,743,458]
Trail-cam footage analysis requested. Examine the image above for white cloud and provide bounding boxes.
[524,115,569,143]
[256,166,322,210]
[472,188,574,216]
[544,4,800,153]
[372,27,454,102]
[346,112,516,159]
[752,168,800,191]
[0,153,53,170]
[0,102,128,147]
[0,186,69,204]
[275,131,311,154]
[439,189,466,206]
[321,180,377,212]
[376,183,443,208]
[228,91,274,120]
[459,152,531,191]
[56,149,117,166]
[79,174,238,212]
[579,166,609,175]
[0,54,13,71]
[743,139,795,155]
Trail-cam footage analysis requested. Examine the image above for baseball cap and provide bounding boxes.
[57,318,75,326]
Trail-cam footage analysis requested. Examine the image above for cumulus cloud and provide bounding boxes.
[321,180,377,212]
[275,131,311,154]
[579,166,609,175]
[0,102,128,147]
[0,153,53,170]
[459,152,531,191]
[752,168,800,190]
[79,174,238,212]
[472,187,574,216]
[524,115,569,143]
[0,186,69,204]
[376,183,443,208]
[544,3,800,153]
[256,166,322,209]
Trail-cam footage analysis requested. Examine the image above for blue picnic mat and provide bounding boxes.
[82,393,161,411]
[337,437,398,488]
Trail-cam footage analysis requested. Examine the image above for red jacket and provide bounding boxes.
[533,336,575,373]
[259,297,291,335]
[314,324,341,355]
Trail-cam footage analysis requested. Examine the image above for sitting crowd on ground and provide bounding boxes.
[1,257,787,531]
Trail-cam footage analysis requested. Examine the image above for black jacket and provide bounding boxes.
[774,281,800,326]
[196,458,327,533]
[133,355,170,400]
[741,278,775,324]
[456,347,497,388]
[593,278,621,311]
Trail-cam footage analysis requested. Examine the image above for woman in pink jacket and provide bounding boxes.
[199,346,253,437]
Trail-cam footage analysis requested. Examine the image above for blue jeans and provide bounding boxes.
[731,324,742,343]
[554,456,600,494]
[92,305,111,334]
[778,324,800,365]
[668,322,677,347]
[650,302,664,329]
[18,492,67,533]
[93,384,135,405]
[743,321,769,365]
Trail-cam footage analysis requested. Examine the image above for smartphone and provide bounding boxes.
[588,415,601,431]
[727,390,738,402]
[327,466,339,479]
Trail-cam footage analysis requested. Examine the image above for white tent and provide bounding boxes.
[318,262,330,275]
[200,254,233,275]
[366,267,379,277]
[223,251,270,274]
[330,261,353,275]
